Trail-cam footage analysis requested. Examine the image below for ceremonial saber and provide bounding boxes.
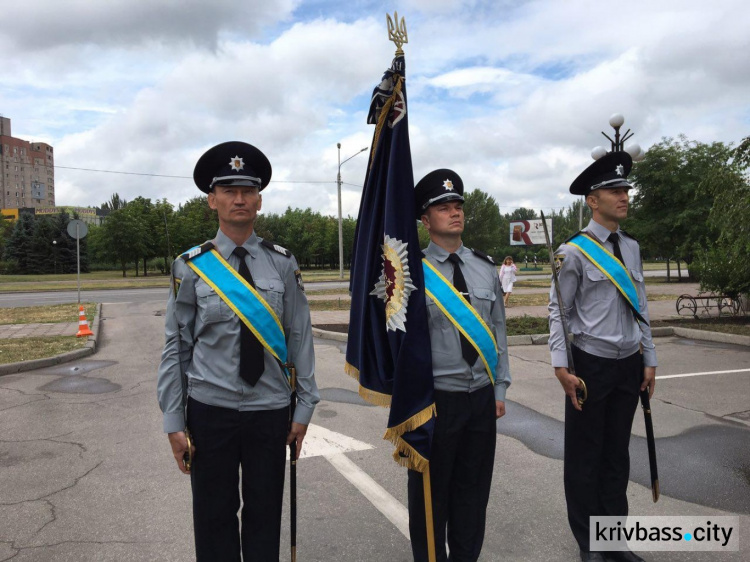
[640,386,660,502]
[288,364,298,562]
[540,212,586,407]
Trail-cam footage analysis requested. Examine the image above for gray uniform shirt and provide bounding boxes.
[548,218,657,368]
[423,242,512,402]
[156,229,319,433]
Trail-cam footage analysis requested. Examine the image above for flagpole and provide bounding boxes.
[385,12,436,562]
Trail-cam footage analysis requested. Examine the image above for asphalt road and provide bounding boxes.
[0,281,345,308]
[0,300,747,561]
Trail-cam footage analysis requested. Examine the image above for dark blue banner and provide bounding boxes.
[346,55,435,471]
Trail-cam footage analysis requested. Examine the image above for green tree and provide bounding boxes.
[0,213,17,272]
[3,213,35,273]
[172,196,218,253]
[463,189,502,257]
[626,136,731,280]
[96,208,143,276]
[692,136,750,297]
[101,192,127,211]
[155,199,176,273]
[50,212,76,274]
[126,196,158,276]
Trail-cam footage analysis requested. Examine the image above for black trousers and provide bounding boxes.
[408,384,497,562]
[187,397,289,562]
[564,346,642,552]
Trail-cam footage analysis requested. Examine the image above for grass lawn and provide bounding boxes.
[0,303,97,325]
[0,336,87,364]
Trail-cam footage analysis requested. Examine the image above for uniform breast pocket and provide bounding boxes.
[585,267,616,302]
[195,283,234,324]
[254,278,285,318]
[426,297,449,329]
[630,269,644,284]
[470,287,496,319]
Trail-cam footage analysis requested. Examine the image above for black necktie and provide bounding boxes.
[447,253,479,367]
[608,232,624,265]
[232,246,265,386]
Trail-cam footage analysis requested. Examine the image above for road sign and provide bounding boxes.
[66,220,88,303]
[67,219,89,239]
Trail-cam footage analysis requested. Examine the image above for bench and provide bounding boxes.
[675,293,745,318]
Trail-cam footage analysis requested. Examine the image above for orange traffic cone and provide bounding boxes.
[76,305,94,338]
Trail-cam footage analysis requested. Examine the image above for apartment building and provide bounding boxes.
[0,115,55,210]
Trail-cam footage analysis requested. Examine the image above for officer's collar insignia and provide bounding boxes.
[370,235,416,333]
[615,164,624,177]
[229,155,245,172]
[443,179,454,191]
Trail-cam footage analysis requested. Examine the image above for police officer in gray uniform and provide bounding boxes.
[548,152,656,562]
[409,169,511,562]
[157,141,319,561]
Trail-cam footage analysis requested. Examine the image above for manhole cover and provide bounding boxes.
[32,360,117,377]
[39,376,121,394]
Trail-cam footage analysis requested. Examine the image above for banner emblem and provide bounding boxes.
[370,235,416,332]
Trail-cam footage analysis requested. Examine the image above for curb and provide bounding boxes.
[312,324,750,348]
[0,303,102,377]
[311,327,348,342]
[672,326,750,347]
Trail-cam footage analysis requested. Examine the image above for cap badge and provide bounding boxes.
[443,179,454,191]
[229,156,245,172]
[615,164,624,177]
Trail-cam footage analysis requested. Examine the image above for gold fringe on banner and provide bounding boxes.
[358,385,393,407]
[383,403,436,443]
[345,362,394,407]
[391,437,430,473]
[344,361,360,380]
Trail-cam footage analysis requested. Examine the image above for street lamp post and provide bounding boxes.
[583,113,646,228]
[52,240,57,274]
[336,143,368,279]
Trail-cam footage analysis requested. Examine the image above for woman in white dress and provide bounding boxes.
[499,256,517,306]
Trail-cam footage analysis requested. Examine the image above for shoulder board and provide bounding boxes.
[620,229,638,242]
[260,239,291,258]
[180,241,215,262]
[563,230,584,245]
[470,248,496,265]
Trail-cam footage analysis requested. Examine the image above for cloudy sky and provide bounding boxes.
[2,0,749,218]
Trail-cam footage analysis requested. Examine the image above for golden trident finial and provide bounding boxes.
[386,12,408,56]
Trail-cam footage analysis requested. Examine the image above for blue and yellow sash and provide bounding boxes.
[185,247,289,375]
[567,233,647,325]
[422,258,498,383]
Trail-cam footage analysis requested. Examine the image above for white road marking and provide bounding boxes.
[656,368,750,380]
[289,424,410,540]
[291,423,373,459]
[326,453,411,540]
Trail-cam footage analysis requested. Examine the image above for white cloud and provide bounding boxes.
[2,0,749,223]
[0,0,300,51]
